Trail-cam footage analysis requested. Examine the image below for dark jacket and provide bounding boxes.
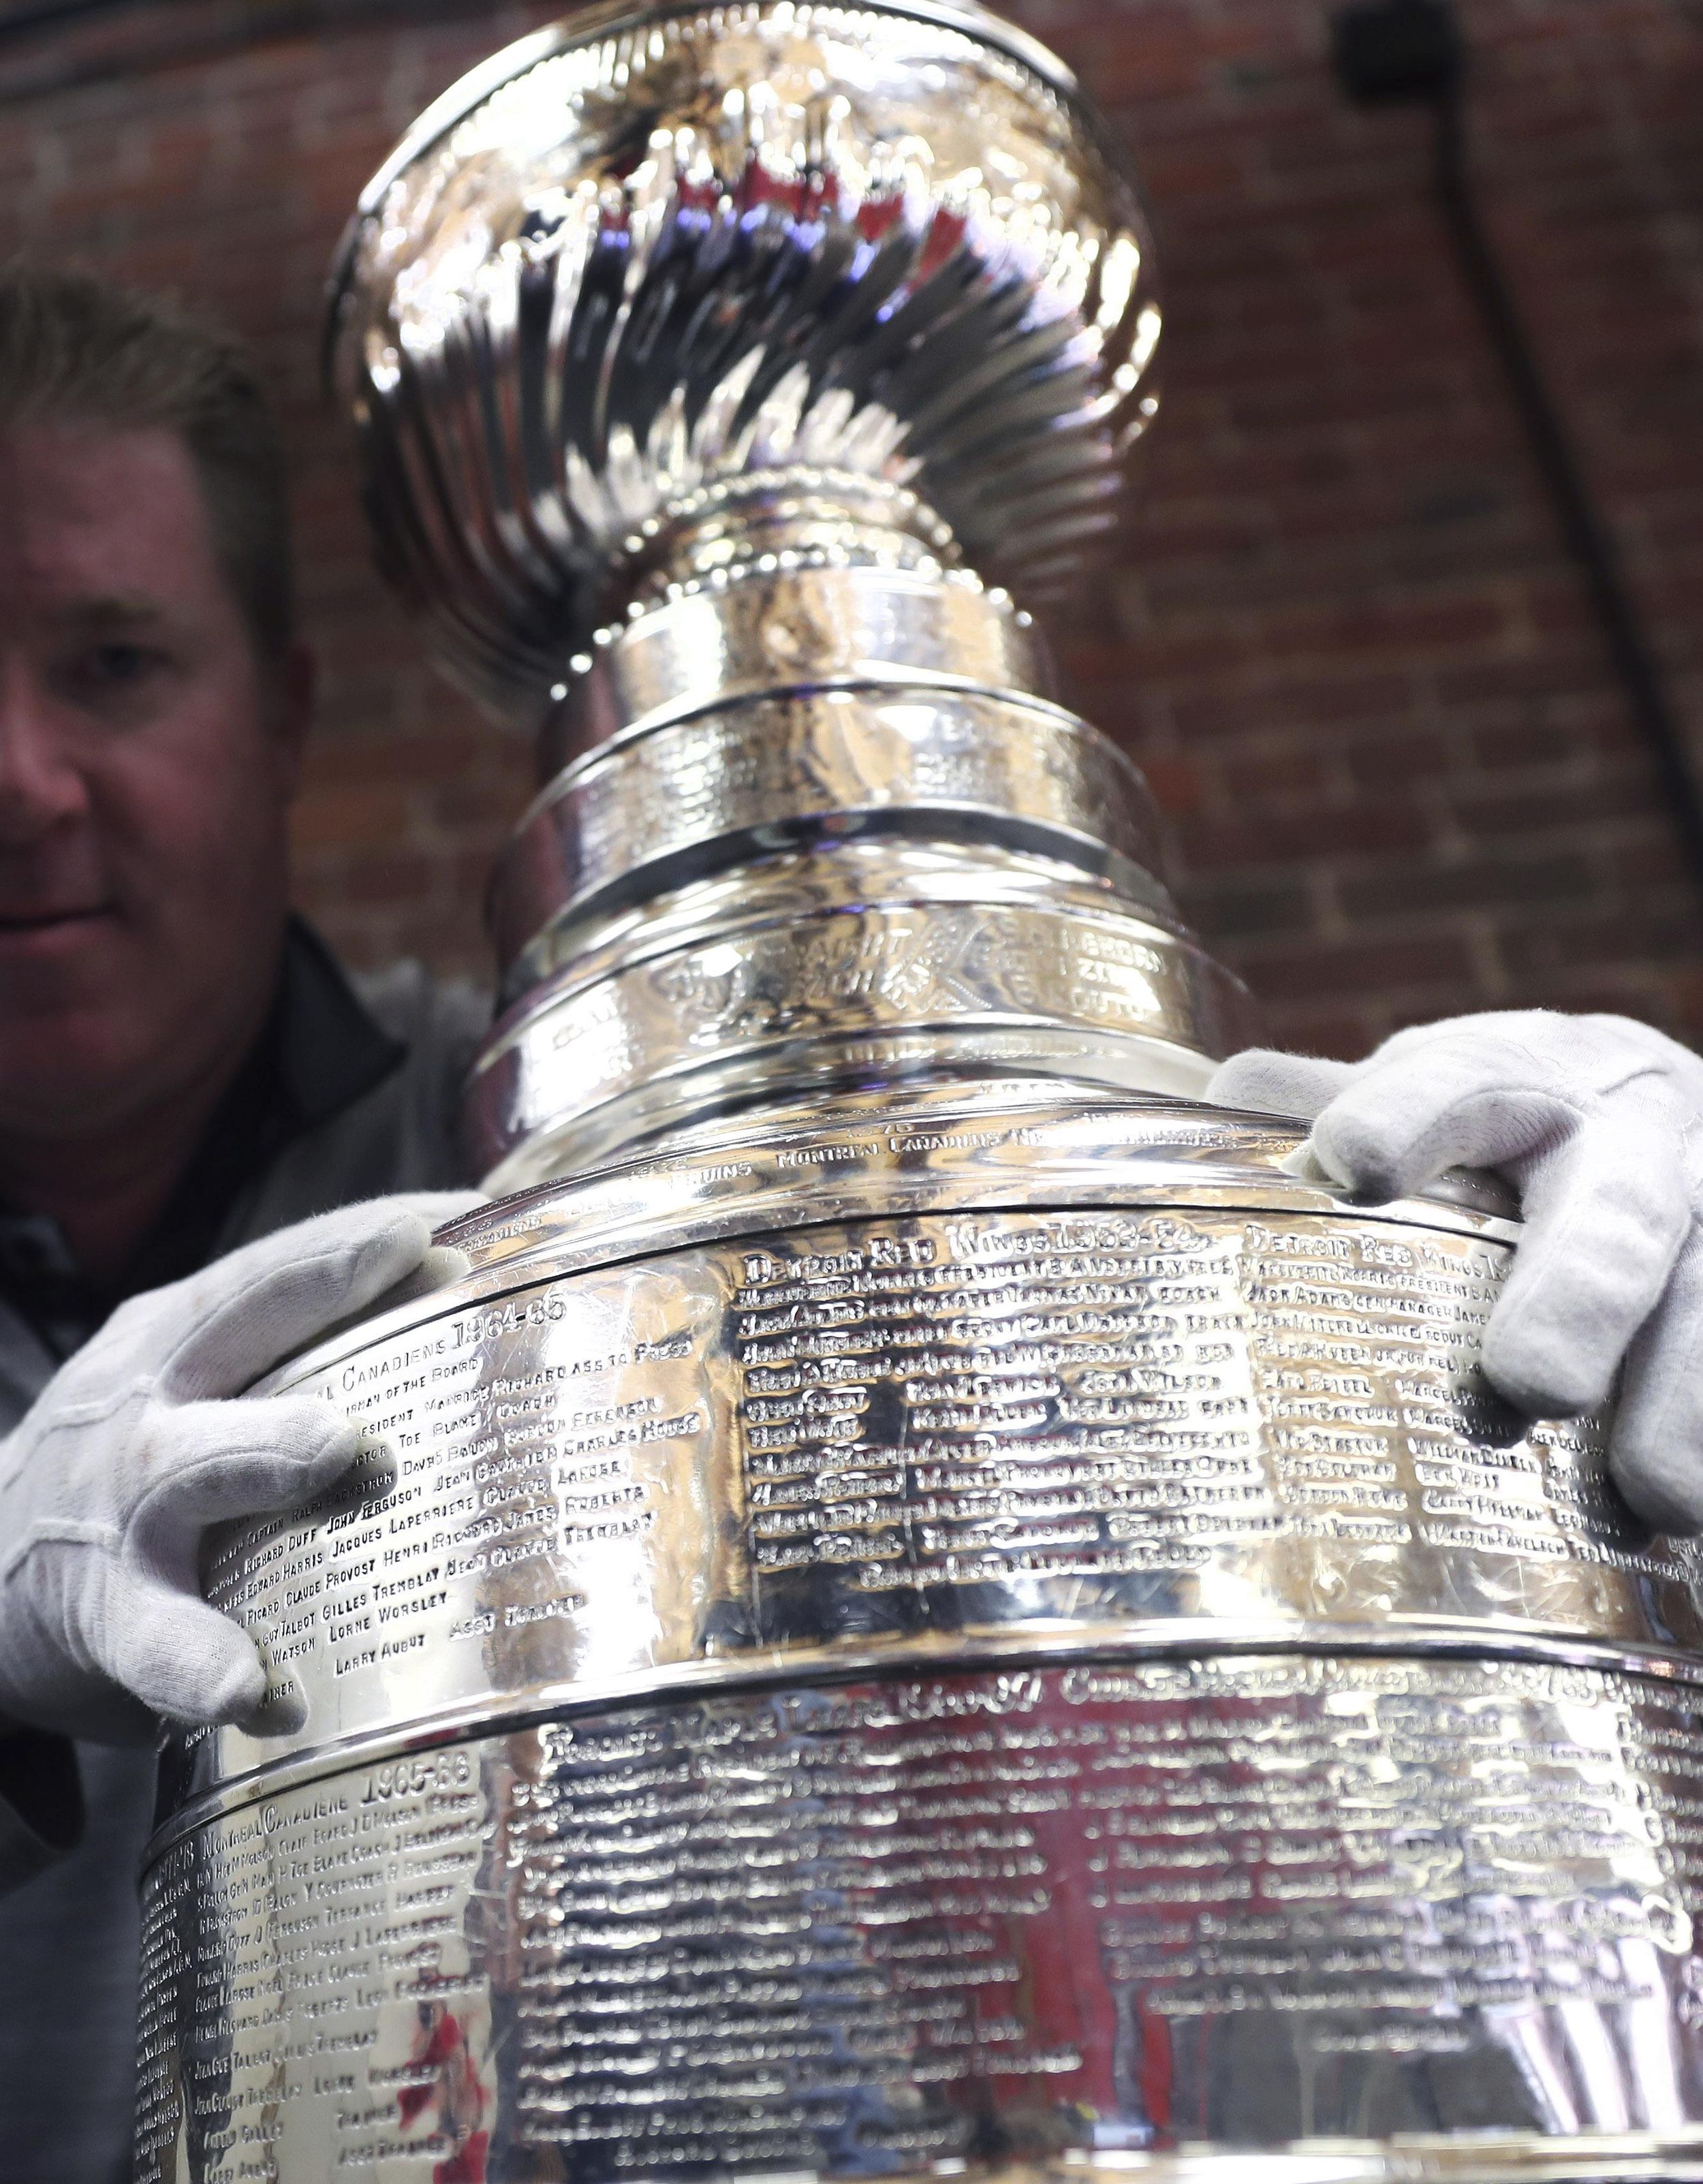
[0,925,484,2183]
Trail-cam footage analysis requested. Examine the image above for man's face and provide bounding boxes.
[0,422,306,1140]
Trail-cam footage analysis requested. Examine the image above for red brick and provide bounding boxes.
[1341,729,1454,793]
[1215,748,1337,805]
[1337,850,1598,925]
[1180,799,1433,873]
[1235,934,1478,1003]
[1183,872,1319,945]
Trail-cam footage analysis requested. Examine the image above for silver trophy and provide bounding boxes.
[135,5,1703,2179]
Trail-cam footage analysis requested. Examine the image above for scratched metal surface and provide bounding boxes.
[138,1655,1703,2182]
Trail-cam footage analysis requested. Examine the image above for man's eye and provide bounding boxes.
[86,642,160,683]
[54,642,172,707]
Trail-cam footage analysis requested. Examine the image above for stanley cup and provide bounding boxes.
[135,5,1703,2179]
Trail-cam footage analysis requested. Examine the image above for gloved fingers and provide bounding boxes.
[1479,1117,1691,1416]
[99,1563,271,1726]
[128,1397,362,1553]
[0,1548,160,1744]
[160,1191,482,1401]
[232,1667,309,1739]
[1607,1227,1703,1534]
[1357,1008,1687,1090]
[1206,1050,1356,1121]
[1308,1028,1611,1200]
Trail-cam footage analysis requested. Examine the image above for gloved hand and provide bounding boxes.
[1210,1012,1703,1533]
[0,1192,479,1743]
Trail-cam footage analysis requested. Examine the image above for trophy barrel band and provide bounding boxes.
[138,1652,1703,2179]
[261,1088,1524,1364]
[537,562,1061,773]
[469,898,1250,1179]
[494,686,1169,984]
[185,1187,1687,1800]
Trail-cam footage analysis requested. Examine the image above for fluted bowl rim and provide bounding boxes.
[322,0,1085,384]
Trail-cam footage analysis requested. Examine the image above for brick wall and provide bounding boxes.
[4,0,1702,1055]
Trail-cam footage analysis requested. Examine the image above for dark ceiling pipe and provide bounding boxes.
[0,0,508,102]
[1330,0,1703,911]
[0,0,141,45]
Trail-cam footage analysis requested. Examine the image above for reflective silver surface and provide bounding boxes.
[328,0,1159,726]
[536,552,1057,774]
[166,1099,1691,1806]
[471,878,1249,1184]
[142,3,1703,2179]
[140,1653,1703,2181]
[143,1093,1703,2182]
[493,686,1166,988]
[472,657,1234,1177]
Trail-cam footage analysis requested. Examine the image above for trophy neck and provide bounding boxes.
[469,486,1256,1191]
[537,469,1055,774]
[324,0,1250,1189]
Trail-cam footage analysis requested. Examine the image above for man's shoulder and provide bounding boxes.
[299,954,493,1186]
[229,954,494,1233]
[349,957,491,1073]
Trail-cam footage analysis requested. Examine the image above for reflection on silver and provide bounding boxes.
[139,1,1703,2179]
[325,0,1160,726]
[471,880,1252,1183]
[168,1132,1694,1799]
[142,1655,1703,2180]
[493,687,1167,987]
[535,554,1059,773]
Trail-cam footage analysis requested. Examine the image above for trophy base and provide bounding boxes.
[138,1089,1703,2180]
[901,2145,1703,2182]
[140,1644,1703,2180]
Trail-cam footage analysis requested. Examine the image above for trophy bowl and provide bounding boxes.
[134,5,1703,2180]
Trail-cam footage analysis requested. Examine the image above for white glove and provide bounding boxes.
[1210,1012,1703,1533]
[0,1192,478,1743]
